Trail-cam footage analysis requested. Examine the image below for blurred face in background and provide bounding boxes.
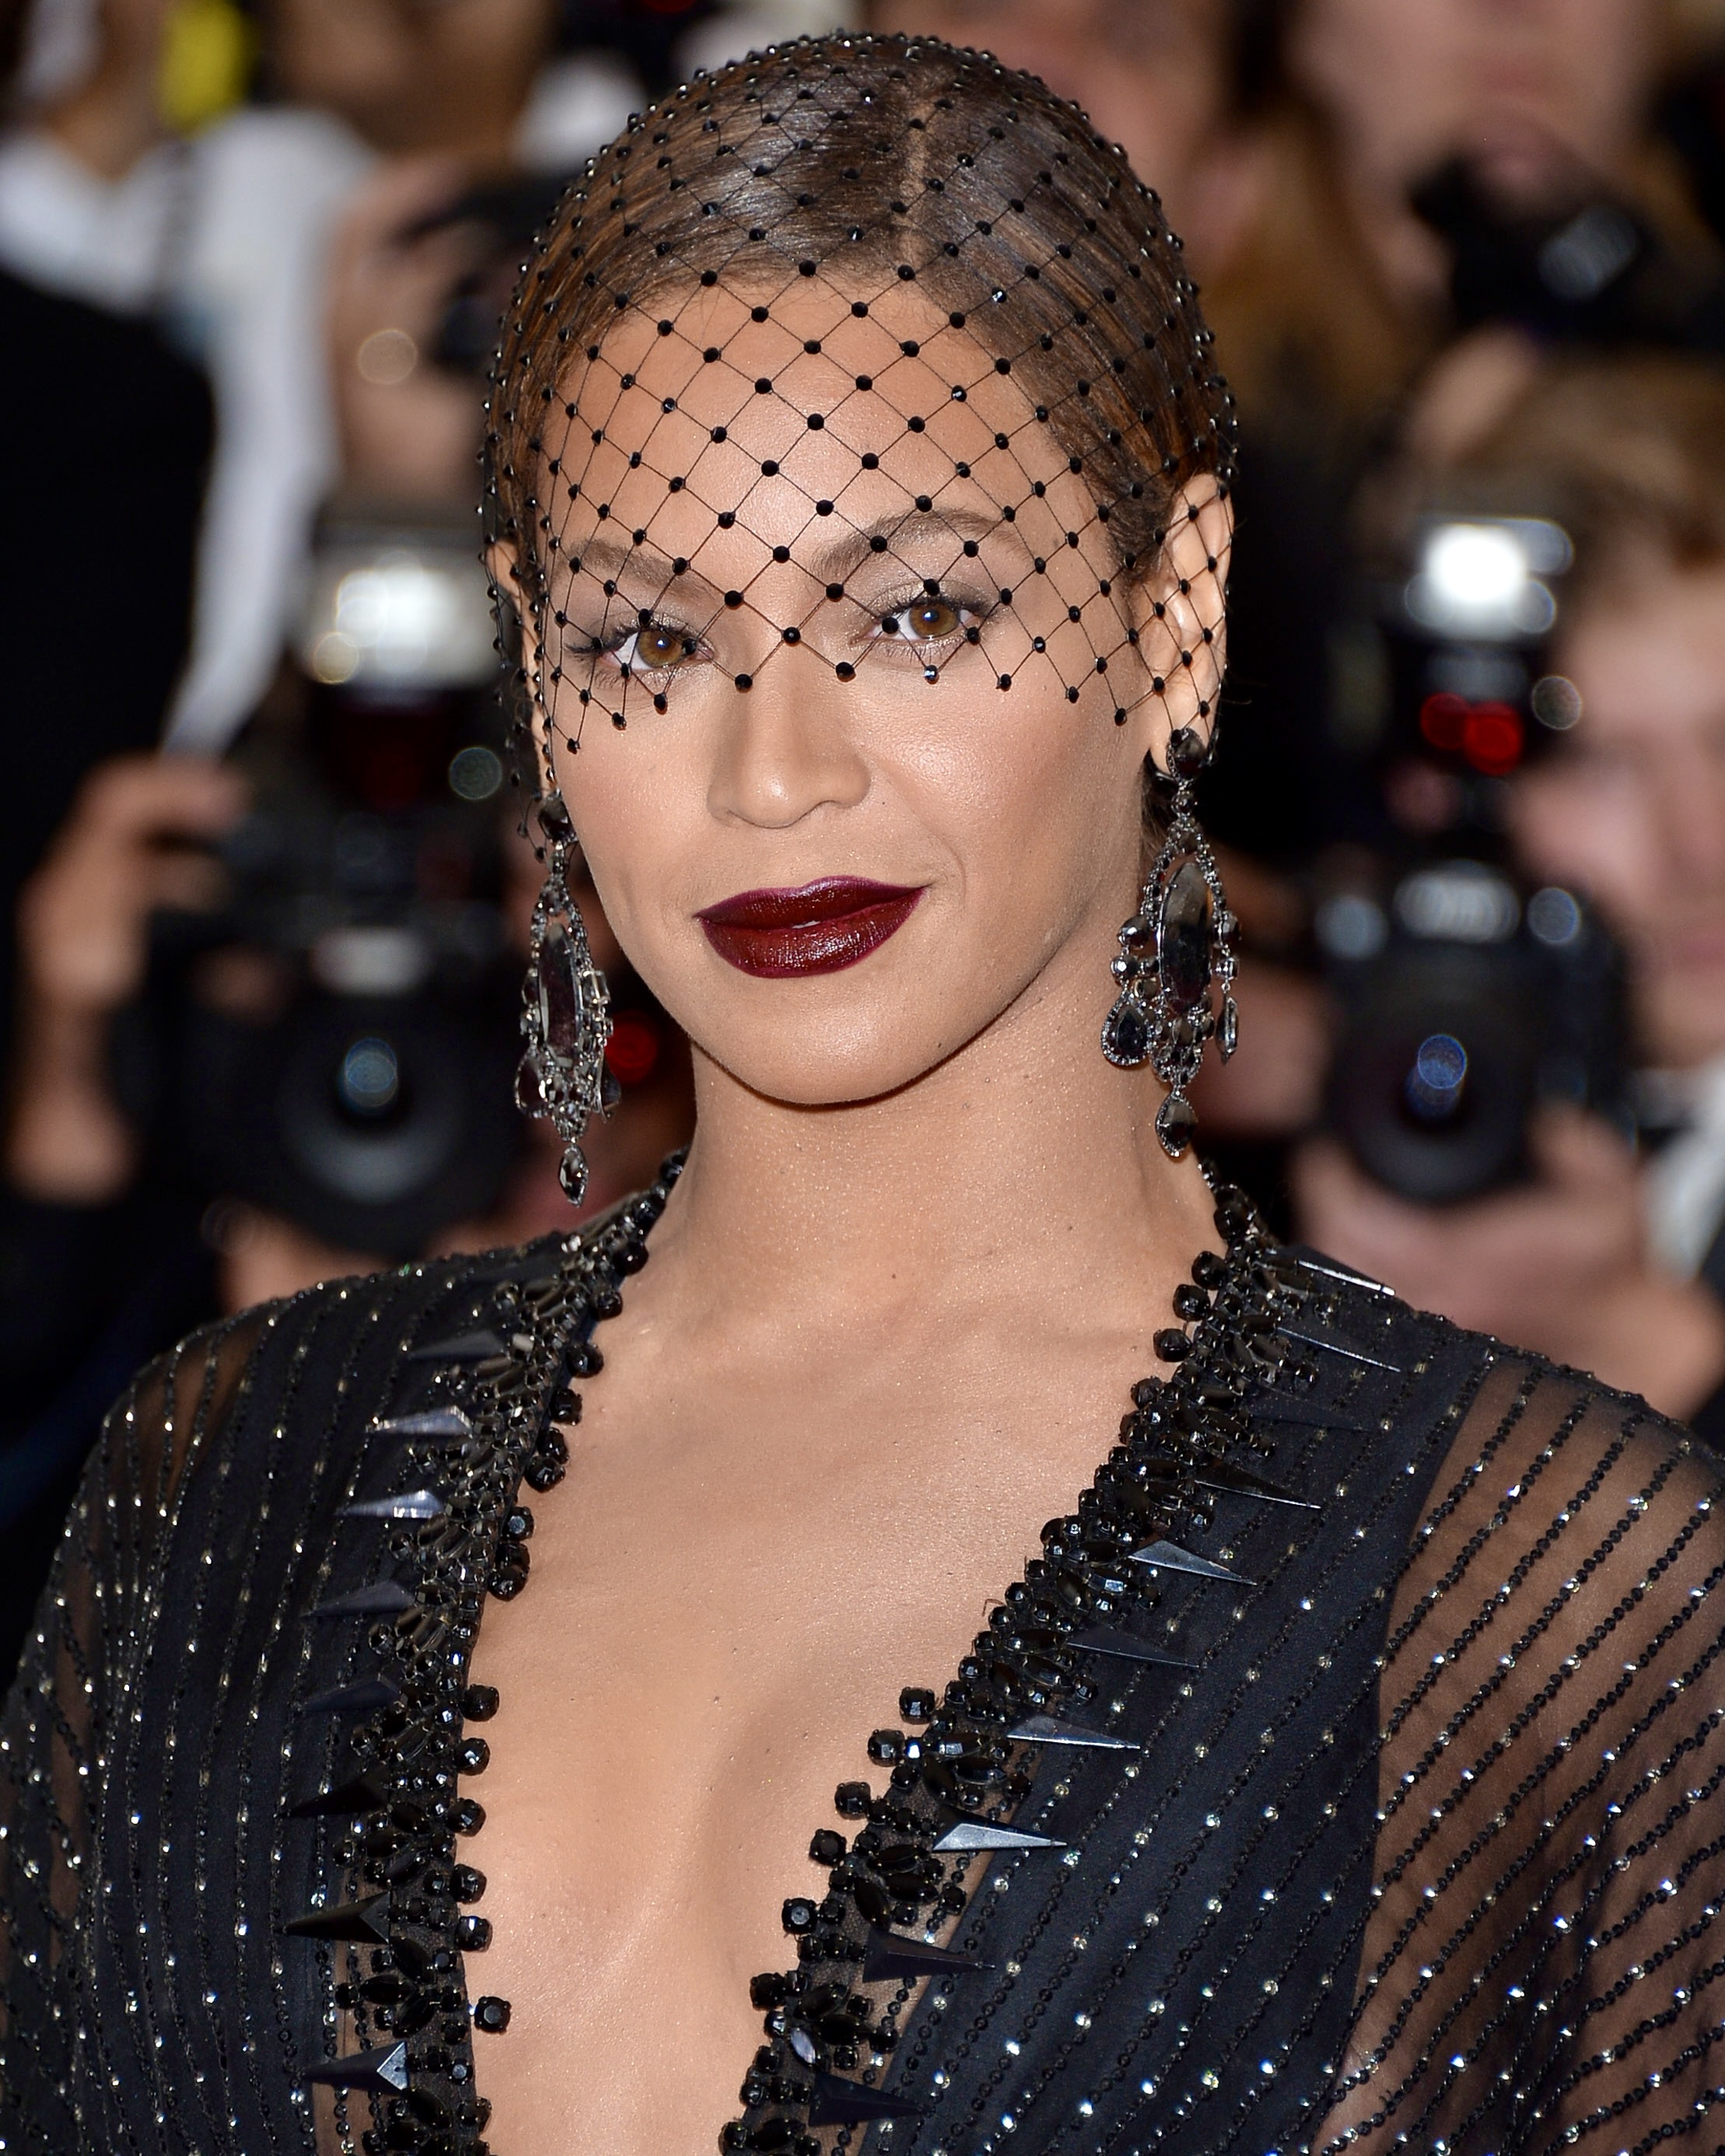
[1288,0,1668,201]
[268,0,555,158]
[1510,555,1725,1071]
[867,0,1259,266]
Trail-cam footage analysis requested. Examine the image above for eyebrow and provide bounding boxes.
[562,505,1025,600]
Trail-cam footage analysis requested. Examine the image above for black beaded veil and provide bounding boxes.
[484,32,1235,761]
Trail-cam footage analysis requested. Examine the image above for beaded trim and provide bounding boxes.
[289,1158,1314,2156]
[720,1174,1314,2155]
[290,1165,679,2156]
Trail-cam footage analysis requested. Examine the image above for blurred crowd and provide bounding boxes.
[1,0,1724,1671]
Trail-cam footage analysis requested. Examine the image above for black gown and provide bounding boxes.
[3,1160,1723,2156]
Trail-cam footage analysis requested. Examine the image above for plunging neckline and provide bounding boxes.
[294,1155,1328,2155]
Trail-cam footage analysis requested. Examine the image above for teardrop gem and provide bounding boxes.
[1219,992,1239,1060]
[1101,995,1152,1069]
[1156,1092,1198,1158]
[558,1145,590,1204]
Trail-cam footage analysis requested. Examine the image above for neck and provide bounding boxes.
[649,942,1220,1324]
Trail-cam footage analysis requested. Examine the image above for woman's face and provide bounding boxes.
[520,281,1228,1109]
[1510,558,1725,1069]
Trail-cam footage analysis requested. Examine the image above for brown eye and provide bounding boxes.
[619,621,693,670]
[890,599,961,642]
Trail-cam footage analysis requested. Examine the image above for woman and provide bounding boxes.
[2,35,1721,2156]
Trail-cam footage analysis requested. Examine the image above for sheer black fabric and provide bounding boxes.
[1,1202,1722,2156]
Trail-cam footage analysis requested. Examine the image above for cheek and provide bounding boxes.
[1511,773,1660,926]
[859,670,1136,918]
[545,724,705,964]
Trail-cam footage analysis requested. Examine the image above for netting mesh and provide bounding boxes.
[483,33,1234,793]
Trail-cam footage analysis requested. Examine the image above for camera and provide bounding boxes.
[117,508,523,1258]
[1323,863,1627,1204]
[1321,510,1632,1203]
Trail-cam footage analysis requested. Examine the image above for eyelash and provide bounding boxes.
[572,587,995,687]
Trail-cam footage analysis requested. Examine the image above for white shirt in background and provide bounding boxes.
[0,54,639,755]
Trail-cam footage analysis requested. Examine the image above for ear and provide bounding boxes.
[488,539,558,798]
[1128,473,1233,774]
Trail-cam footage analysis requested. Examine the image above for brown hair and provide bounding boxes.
[485,30,1236,642]
[1456,352,1725,604]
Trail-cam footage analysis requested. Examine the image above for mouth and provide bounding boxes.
[695,877,924,978]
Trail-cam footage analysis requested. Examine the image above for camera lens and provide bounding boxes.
[337,1036,401,1120]
[1405,1032,1469,1124]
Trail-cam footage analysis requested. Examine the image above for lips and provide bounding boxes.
[696,877,922,977]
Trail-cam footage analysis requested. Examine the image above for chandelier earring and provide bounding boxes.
[517,792,616,1206]
[1101,723,1239,1160]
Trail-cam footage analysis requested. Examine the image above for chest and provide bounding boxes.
[457,1344,1133,2156]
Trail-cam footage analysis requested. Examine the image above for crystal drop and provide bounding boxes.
[1101,995,1151,1068]
[1156,1092,1198,1157]
[1219,992,1239,1059]
[559,1144,590,1204]
[537,921,580,1060]
[1157,860,1212,1011]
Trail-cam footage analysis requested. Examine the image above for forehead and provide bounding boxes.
[540,276,1096,577]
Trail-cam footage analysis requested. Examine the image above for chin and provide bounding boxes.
[696,1020,960,1108]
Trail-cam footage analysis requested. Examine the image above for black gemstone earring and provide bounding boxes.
[1101,724,1238,1158]
[517,792,615,1205]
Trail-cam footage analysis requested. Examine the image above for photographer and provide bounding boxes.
[1298,353,1725,1426]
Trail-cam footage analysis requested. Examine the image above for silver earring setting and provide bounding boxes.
[1102,725,1238,1159]
[517,793,615,1206]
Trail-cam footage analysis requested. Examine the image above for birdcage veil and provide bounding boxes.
[484,30,1236,766]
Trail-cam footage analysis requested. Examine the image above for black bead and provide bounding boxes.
[453,1914,492,1951]
[451,1797,485,1836]
[866,1729,905,1764]
[1172,1283,1209,1320]
[1153,1328,1191,1362]
[473,1994,512,2034]
[808,1829,847,1865]
[834,1781,872,1818]
[462,1685,499,1721]
[1191,1251,1227,1288]
[782,1896,819,1934]
[1167,724,1209,778]
[451,1865,486,1902]
[1132,1377,1164,1407]
[457,1738,491,1773]
[898,1685,936,1723]
[750,1971,791,2009]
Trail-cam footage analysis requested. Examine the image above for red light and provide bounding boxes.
[604,1011,661,1086]
[1419,692,1468,751]
[1461,702,1524,775]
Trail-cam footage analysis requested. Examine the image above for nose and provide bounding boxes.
[705,643,871,831]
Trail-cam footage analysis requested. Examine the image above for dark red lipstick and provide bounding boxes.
[696,877,922,977]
